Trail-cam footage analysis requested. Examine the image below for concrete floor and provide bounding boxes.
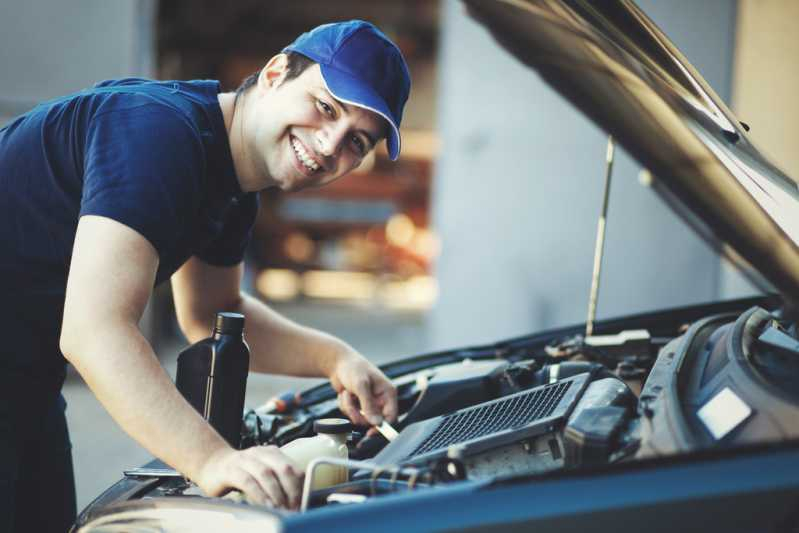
[63,300,429,511]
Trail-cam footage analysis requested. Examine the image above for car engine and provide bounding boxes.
[81,298,799,519]
[219,301,798,511]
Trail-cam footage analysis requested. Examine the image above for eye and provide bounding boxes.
[351,135,366,156]
[317,99,334,117]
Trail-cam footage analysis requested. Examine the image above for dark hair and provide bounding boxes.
[234,52,315,102]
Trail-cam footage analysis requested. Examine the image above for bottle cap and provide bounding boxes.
[214,312,245,335]
[313,418,353,435]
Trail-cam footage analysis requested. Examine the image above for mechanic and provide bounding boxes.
[0,19,410,531]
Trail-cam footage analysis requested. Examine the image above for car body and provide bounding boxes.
[74,1,799,532]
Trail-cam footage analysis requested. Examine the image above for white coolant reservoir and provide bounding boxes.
[279,418,351,490]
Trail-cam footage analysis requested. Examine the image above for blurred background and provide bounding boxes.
[2,0,798,509]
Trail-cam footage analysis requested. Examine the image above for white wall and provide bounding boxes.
[429,0,740,349]
[0,0,155,123]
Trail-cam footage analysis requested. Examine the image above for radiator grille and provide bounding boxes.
[409,381,572,457]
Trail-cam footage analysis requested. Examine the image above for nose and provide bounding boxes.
[315,121,349,157]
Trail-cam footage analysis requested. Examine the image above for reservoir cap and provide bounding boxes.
[314,418,353,435]
[215,312,245,335]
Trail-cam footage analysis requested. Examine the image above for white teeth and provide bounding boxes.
[291,138,320,171]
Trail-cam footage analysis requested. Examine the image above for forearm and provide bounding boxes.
[174,259,352,379]
[178,285,396,425]
[235,292,350,377]
[235,293,399,424]
[62,319,230,480]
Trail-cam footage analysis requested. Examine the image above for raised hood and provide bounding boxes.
[464,0,799,306]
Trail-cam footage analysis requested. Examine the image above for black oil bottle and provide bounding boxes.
[175,312,250,448]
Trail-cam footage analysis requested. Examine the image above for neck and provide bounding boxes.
[217,92,265,193]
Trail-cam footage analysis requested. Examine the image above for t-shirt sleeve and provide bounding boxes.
[80,102,203,257]
[195,192,259,266]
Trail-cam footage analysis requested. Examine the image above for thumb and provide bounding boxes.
[352,378,382,425]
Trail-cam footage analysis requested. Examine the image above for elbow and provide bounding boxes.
[176,313,216,344]
[60,315,138,366]
[179,321,210,344]
[59,310,98,365]
[59,313,104,365]
[177,296,244,343]
[59,321,82,365]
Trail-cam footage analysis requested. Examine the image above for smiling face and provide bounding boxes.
[233,55,386,193]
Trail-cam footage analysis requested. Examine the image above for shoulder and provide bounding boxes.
[91,78,221,109]
[92,79,224,147]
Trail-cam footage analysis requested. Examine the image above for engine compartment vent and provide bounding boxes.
[409,381,572,457]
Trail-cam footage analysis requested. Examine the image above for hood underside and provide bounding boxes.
[464,0,799,306]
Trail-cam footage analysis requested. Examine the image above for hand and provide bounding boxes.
[329,350,397,427]
[195,445,304,510]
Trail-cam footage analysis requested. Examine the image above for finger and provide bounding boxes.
[337,391,355,420]
[375,378,398,423]
[338,391,360,424]
[268,456,304,510]
[349,392,376,427]
[258,470,288,509]
[351,377,382,425]
[341,391,371,426]
[231,468,269,506]
[240,455,288,509]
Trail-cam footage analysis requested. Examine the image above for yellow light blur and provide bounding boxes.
[379,275,439,310]
[256,269,301,301]
[283,231,315,263]
[411,228,441,260]
[257,268,438,309]
[386,213,415,247]
[302,270,377,300]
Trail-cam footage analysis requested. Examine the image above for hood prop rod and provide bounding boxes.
[586,135,615,337]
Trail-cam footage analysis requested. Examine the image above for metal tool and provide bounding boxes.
[374,419,399,441]
[123,467,183,478]
[360,410,399,441]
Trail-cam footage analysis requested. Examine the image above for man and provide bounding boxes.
[0,19,410,530]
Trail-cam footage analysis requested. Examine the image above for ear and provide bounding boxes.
[258,54,290,90]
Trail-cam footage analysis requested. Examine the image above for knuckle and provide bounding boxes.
[255,465,274,480]
[264,485,286,506]
[242,447,258,458]
[236,473,256,491]
[236,476,259,494]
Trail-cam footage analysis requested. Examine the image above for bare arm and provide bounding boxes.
[60,216,302,508]
[172,257,397,425]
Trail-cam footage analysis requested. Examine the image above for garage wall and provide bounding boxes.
[720,0,799,298]
[0,0,155,124]
[429,0,740,349]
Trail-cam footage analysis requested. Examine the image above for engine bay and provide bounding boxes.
[110,300,799,514]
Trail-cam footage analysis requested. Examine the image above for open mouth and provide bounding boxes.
[290,135,321,173]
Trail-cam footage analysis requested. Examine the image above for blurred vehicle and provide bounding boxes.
[73,1,799,531]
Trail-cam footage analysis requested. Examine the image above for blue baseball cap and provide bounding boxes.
[283,20,411,161]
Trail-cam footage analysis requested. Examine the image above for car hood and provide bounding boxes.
[464,0,799,307]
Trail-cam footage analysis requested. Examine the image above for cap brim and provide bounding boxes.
[318,63,401,161]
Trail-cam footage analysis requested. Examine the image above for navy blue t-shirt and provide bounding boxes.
[0,78,257,393]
